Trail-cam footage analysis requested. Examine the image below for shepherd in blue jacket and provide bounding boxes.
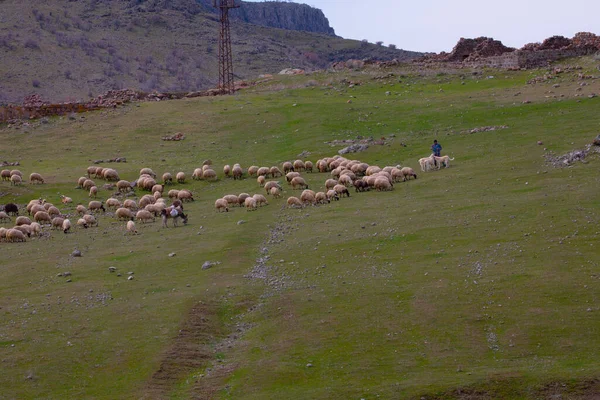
[431,140,442,166]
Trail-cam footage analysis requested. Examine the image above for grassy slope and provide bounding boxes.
[0,0,420,104]
[0,58,599,399]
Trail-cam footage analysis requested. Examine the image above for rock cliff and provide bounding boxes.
[197,0,335,35]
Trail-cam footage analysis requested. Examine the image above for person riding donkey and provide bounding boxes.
[431,139,442,167]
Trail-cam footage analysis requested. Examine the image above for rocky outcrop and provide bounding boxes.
[198,0,335,36]
[438,37,515,62]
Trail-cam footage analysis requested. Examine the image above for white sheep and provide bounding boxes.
[62,219,72,234]
[247,166,259,176]
[300,190,316,205]
[89,186,98,198]
[0,211,10,222]
[10,169,22,177]
[29,173,45,184]
[1,169,11,181]
[400,167,417,181]
[192,168,203,180]
[123,199,138,210]
[223,194,239,207]
[115,207,135,220]
[269,186,282,198]
[106,198,121,209]
[282,161,294,174]
[10,174,22,186]
[257,175,266,187]
[15,216,32,226]
[6,228,26,242]
[286,196,303,208]
[215,198,229,213]
[126,220,138,234]
[237,193,250,207]
[202,169,217,181]
[77,218,89,229]
[163,172,173,185]
[223,165,232,178]
[177,190,194,202]
[252,194,268,207]
[60,195,73,204]
[88,201,105,213]
[117,180,132,192]
[29,222,41,237]
[232,164,243,180]
[102,168,119,182]
[244,196,257,211]
[290,176,308,190]
[51,217,65,230]
[374,177,393,191]
[34,211,52,225]
[83,214,98,227]
[315,192,329,204]
[294,160,306,171]
[139,168,156,178]
[136,210,155,223]
[270,166,283,178]
[176,172,186,184]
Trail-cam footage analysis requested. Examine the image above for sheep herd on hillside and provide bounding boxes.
[0,152,453,243]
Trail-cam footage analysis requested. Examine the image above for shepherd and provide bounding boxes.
[431,139,442,167]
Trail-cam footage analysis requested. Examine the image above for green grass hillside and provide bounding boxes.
[0,57,599,399]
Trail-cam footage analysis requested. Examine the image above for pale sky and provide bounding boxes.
[246,0,599,53]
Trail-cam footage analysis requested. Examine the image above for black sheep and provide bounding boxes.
[4,203,18,216]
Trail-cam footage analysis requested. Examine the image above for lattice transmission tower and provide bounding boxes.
[214,0,239,94]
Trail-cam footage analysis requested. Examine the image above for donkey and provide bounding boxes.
[161,206,188,228]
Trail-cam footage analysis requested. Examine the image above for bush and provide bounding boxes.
[24,39,40,49]
[376,41,383,47]
[32,79,41,88]
[388,44,397,49]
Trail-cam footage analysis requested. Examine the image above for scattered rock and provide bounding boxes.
[593,134,600,146]
[71,250,82,257]
[537,141,543,145]
[237,220,246,225]
[306,363,313,368]
[202,261,220,270]
[127,276,134,281]
[168,252,176,257]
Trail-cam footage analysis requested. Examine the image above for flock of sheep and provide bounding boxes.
[0,151,450,243]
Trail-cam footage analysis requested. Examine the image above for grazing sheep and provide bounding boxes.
[93,167,104,179]
[315,192,329,204]
[253,194,268,207]
[62,219,72,234]
[162,172,173,185]
[366,166,382,176]
[1,169,11,181]
[245,196,257,211]
[317,160,328,173]
[290,176,308,190]
[29,173,45,184]
[223,194,239,207]
[269,186,282,198]
[139,168,156,178]
[126,220,138,234]
[326,190,340,201]
[153,191,162,201]
[83,179,95,190]
[340,170,357,180]
[139,195,155,209]
[168,189,180,199]
[177,189,194,202]
[12,225,32,238]
[0,211,10,221]
[77,218,88,229]
[10,169,22,177]
[34,211,52,225]
[145,203,165,216]
[88,201,105,213]
[202,169,217,181]
[117,180,132,192]
[353,179,370,192]
[300,190,316,205]
[247,166,259,177]
[215,198,229,213]
[192,168,203,180]
[89,186,98,198]
[141,178,157,191]
[115,207,135,221]
[4,203,19,216]
[374,177,393,191]
[43,202,54,211]
[293,160,305,172]
[30,204,46,216]
[51,217,65,230]
[106,198,121,209]
[237,193,250,207]
[333,184,350,198]
[123,199,137,210]
[257,167,270,177]
[102,168,120,182]
[232,164,243,180]
[136,210,155,223]
[26,199,43,213]
[223,165,232,178]
[286,172,300,183]
[29,222,41,237]
[82,214,98,227]
[400,167,417,181]
[60,195,73,204]
[282,161,294,174]
[10,174,22,186]
[264,181,282,194]
[6,228,26,242]
[286,196,303,209]
[15,216,32,226]
[338,174,353,187]
[47,206,61,217]
[77,177,87,188]
[202,164,212,172]
[176,172,186,184]
[270,166,283,178]
[257,175,266,187]
[86,166,96,177]
[304,161,313,173]
[0,227,6,241]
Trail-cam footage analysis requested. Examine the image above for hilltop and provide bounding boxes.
[0,0,420,104]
